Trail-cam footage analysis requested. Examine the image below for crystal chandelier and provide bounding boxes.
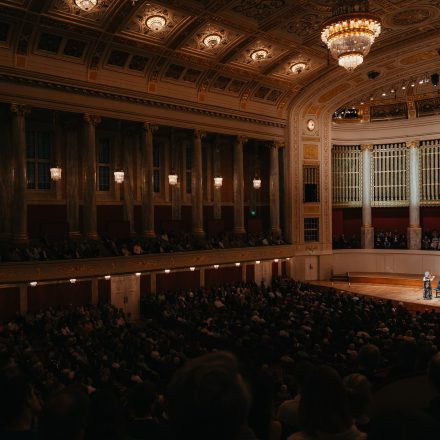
[168,172,178,186]
[50,166,62,181]
[74,0,97,11]
[203,34,222,48]
[321,0,381,72]
[213,176,223,189]
[114,171,125,184]
[253,176,262,189]
[146,15,166,31]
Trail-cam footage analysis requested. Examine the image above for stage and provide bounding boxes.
[312,272,440,312]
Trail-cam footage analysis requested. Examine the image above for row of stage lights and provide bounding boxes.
[27,258,291,287]
[49,168,262,190]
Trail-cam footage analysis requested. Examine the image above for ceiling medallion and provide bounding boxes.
[203,34,222,48]
[146,15,167,31]
[74,0,98,11]
[290,62,307,74]
[321,0,381,72]
[251,49,268,61]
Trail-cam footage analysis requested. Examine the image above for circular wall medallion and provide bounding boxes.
[307,119,315,131]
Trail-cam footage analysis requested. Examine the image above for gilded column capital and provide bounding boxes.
[142,122,158,133]
[83,114,101,126]
[235,135,248,146]
[406,139,420,149]
[194,129,206,140]
[360,143,374,151]
[273,141,285,149]
[10,103,30,116]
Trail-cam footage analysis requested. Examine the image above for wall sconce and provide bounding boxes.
[50,166,62,181]
[114,170,125,184]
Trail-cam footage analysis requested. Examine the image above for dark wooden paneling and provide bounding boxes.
[156,270,200,293]
[0,287,20,321]
[246,264,255,283]
[28,281,92,313]
[205,266,242,289]
[27,204,68,239]
[140,274,151,298]
[98,279,111,304]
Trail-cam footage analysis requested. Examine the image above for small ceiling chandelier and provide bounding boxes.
[50,166,62,181]
[321,0,381,72]
[146,15,167,31]
[114,170,125,184]
[204,34,222,48]
[74,0,98,11]
[251,49,268,61]
[253,176,262,190]
[213,176,223,189]
[290,62,306,74]
[168,172,178,186]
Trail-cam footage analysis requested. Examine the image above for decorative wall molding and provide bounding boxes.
[0,69,286,129]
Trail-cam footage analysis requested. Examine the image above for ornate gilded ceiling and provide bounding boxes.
[1,0,440,115]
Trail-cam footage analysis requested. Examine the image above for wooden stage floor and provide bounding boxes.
[311,281,440,312]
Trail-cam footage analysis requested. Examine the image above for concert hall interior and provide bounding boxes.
[2,1,440,439]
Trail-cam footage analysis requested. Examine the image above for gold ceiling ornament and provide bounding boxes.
[321,0,381,72]
[290,62,307,74]
[74,0,98,11]
[146,15,167,31]
[251,49,268,61]
[203,34,222,48]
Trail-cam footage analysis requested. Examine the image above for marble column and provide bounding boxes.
[270,142,281,235]
[192,130,205,235]
[171,133,182,221]
[407,140,421,249]
[360,144,374,249]
[122,128,135,236]
[11,103,30,243]
[213,139,222,220]
[65,119,80,236]
[141,123,156,237]
[82,114,100,240]
[233,136,246,234]
[53,113,63,200]
[0,113,13,241]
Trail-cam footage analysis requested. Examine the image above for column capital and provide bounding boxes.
[194,129,206,140]
[406,139,420,149]
[83,114,101,126]
[142,122,158,133]
[235,135,248,146]
[10,103,30,116]
[360,143,374,151]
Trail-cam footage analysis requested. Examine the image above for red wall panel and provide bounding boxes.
[27,204,68,239]
[372,207,409,233]
[97,205,124,236]
[204,266,242,289]
[28,281,92,313]
[421,207,440,231]
[221,206,234,232]
[332,209,344,239]
[156,270,200,293]
[0,287,20,321]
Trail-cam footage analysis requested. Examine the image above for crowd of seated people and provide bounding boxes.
[1,278,440,438]
[333,234,361,249]
[422,230,440,251]
[0,231,286,263]
[375,231,407,249]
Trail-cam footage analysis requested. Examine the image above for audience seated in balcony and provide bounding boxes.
[422,230,440,250]
[374,231,407,249]
[333,234,360,249]
[1,278,440,439]
[0,231,286,263]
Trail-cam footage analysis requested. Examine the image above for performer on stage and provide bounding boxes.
[423,271,435,300]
